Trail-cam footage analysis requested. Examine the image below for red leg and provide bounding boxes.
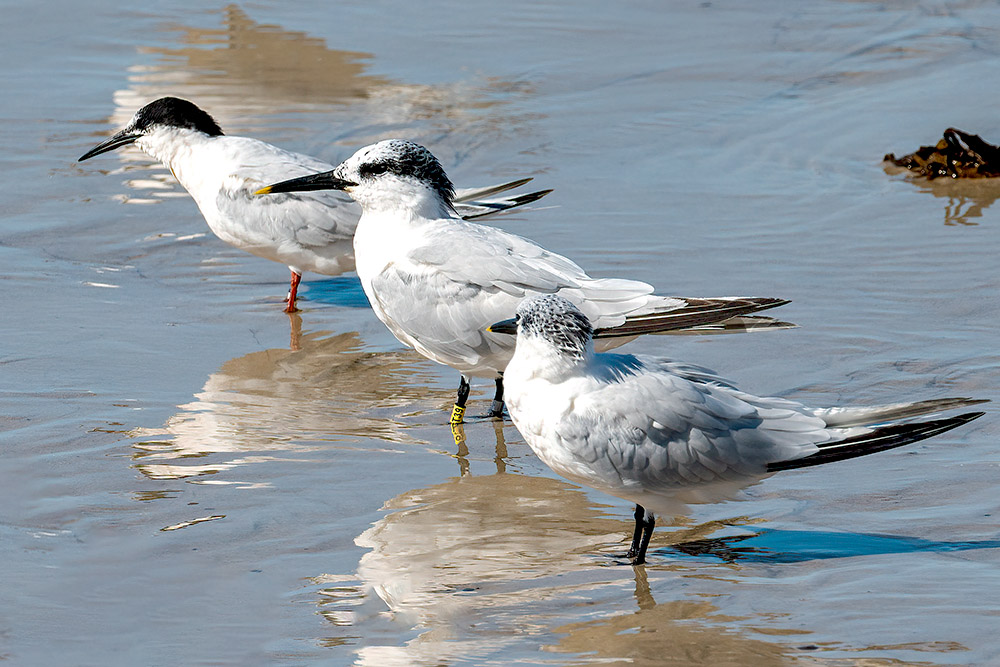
[284,270,302,313]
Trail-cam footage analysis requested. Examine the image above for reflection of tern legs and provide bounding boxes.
[632,563,655,610]
[452,425,470,477]
[492,419,507,474]
[286,311,303,351]
[447,418,511,476]
[450,422,470,476]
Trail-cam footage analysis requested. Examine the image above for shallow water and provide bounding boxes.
[3,1,1000,664]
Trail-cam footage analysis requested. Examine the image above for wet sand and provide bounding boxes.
[3,1,999,664]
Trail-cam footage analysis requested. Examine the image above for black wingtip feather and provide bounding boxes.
[746,297,791,312]
[767,412,985,472]
[594,297,791,339]
[459,189,554,220]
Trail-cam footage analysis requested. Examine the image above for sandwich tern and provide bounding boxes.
[489,295,987,564]
[78,97,551,311]
[257,139,791,422]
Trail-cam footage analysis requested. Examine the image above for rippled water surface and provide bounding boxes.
[3,1,1000,664]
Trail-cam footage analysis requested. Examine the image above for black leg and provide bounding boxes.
[626,504,645,560]
[487,375,505,418]
[626,504,655,565]
[450,375,471,425]
[636,514,655,565]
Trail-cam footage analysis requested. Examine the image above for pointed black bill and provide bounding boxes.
[487,318,518,335]
[255,171,358,195]
[78,130,141,162]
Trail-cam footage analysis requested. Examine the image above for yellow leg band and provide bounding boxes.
[451,422,466,446]
[450,404,466,425]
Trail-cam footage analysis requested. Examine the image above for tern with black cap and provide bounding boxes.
[258,140,792,421]
[80,97,552,312]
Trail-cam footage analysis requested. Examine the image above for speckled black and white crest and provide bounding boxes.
[131,97,224,137]
[516,295,594,358]
[355,140,455,203]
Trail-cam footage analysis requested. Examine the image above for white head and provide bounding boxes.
[258,140,457,219]
[490,295,595,366]
[79,97,224,164]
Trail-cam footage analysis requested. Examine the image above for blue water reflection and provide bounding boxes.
[300,275,371,308]
[666,528,1000,564]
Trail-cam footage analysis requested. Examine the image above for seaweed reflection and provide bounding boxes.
[884,163,1000,226]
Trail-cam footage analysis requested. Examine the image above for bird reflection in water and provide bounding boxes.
[547,529,999,664]
[307,448,828,665]
[299,410,999,663]
[448,419,510,477]
[325,469,634,665]
[97,5,533,202]
[128,329,449,481]
[548,566,798,667]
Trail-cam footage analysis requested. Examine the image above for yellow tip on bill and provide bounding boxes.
[253,186,273,195]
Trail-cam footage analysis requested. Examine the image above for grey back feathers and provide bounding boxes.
[516,295,594,359]
[132,97,224,137]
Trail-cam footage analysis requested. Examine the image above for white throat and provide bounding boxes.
[351,176,456,222]
[507,334,592,384]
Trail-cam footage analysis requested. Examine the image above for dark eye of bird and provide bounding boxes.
[362,162,390,178]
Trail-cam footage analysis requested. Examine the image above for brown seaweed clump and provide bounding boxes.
[885,128,1000,180]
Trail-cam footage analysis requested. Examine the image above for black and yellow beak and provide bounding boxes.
[78,130,141,162]
[487,317,518,335]
[255,170,358,195]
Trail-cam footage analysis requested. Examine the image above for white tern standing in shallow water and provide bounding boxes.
[488,295,987,564]
[78,97,551,312]
[256,140,791,422]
